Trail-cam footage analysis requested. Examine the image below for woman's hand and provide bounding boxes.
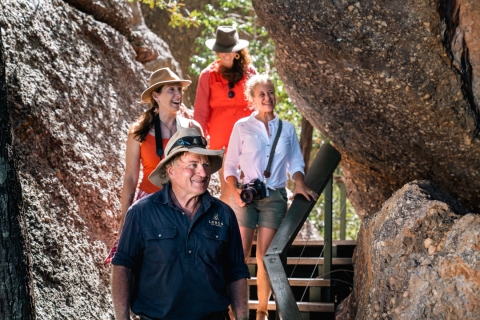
[291,183,319,201]
[179,103,194,119]
[226,176,246,207]
[233,188,246,207]
[290,172,319,201]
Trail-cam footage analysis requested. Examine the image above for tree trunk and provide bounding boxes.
[300,117,314,173]
[0,30,36,320]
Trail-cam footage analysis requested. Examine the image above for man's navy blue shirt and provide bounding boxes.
[112,184,250,319]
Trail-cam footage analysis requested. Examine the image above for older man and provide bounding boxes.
[111,128,249,320]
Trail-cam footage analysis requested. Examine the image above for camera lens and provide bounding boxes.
[240,187,257,203]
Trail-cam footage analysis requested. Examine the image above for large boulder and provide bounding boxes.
[346,181,480,319]
[253,0,480,217]
[66,0,181,72]
[0,0,179,317]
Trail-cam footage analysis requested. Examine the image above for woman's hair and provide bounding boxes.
[219,48,252,84]
[129,85,164,142]
[244,74,274,104]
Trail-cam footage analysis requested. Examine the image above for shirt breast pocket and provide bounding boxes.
[143,227,178,264]
[201,227,229,262]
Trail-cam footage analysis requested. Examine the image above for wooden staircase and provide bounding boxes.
[247,239,355,319]
[242,143,353,319]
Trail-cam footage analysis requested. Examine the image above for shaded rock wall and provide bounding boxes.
[0,0,179,317]
[253,0,480,217]
[347,181,479,319]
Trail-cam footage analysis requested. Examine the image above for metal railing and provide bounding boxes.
[263,143,341,319]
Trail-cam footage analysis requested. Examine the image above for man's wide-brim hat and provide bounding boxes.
[141,67,191,103]
[205,26,249,53]
[149,128,224,187]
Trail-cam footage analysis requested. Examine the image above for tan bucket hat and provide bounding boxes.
[141,67,191,103]
[205,26,249,53]
[149,128,224,187]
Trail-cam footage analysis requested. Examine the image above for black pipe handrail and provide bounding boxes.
[263,143,341,319]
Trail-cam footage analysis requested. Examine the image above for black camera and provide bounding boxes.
[240,179,267,203]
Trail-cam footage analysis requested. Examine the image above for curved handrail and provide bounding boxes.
[263,143,341,319]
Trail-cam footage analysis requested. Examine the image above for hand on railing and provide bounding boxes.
[290,172,319,201]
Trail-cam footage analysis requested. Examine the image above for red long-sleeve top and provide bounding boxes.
[193,61,256,150]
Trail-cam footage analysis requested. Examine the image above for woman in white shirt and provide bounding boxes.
[224,74,318,320]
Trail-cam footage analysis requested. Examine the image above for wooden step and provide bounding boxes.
[291,240,356,247]
[252,239,356,247]
[247,257,352,265]
[249,300,335,313]
[247,277,330,287]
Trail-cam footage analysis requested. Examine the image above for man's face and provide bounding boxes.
[168,152,211,196]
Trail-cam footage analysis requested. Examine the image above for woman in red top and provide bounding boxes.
[104,68,202,265]
[194,26,256,203]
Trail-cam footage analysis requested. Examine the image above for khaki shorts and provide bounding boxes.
[229,188,288,230]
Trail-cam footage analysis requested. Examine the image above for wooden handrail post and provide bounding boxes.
[338,181,347,240]
[322,176,333,303]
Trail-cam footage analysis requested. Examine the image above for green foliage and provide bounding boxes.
[131,0,201,28]
[189,0,299,123]
[310,190,361,241]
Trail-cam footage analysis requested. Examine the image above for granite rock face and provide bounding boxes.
[253,0,480,217]
[66,0,181,72]
[0,0,179,317]
[346,181,480,319]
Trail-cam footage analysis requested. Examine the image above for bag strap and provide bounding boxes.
[154,116,164,157]
[264,119,282,178]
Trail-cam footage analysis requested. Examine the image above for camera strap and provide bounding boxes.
[154,116,164,157]
[264,119,282,179]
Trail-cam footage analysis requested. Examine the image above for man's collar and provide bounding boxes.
[155,183,214,209]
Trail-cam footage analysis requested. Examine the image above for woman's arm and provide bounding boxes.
[224,122,246,207]
[193,70,211,136]
[119,134,141,231]
[226,176,245,207]
[287,124,318,201]
[291,171,318,201]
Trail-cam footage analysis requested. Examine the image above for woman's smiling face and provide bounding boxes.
[216,51,236,68]
[252,82,276,113]
[152,83,183,113]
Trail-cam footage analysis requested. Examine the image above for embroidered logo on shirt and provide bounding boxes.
[209,213,224,227]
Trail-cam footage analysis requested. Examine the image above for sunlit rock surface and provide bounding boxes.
[253,0,480,217]
[345,181,479,319]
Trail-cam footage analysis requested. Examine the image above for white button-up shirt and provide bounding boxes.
[224,112,305,190]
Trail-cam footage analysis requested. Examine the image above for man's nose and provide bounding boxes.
[196,165,208,177]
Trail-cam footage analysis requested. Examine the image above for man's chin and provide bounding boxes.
[191,180,209,192]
